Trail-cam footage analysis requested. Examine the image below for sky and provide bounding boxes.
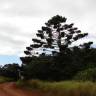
[0,0,96,65]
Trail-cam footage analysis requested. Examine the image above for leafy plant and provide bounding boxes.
[74,68,96,81]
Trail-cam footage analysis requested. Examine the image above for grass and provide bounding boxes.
[17,80,96,96]
[0,76,13,83]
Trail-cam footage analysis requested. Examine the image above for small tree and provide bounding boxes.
[20,15,88,64]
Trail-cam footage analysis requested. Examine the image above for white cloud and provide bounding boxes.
[0,0,96,56]
[0,15,46,55]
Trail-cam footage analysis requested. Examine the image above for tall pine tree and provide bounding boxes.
[20,15,88,64]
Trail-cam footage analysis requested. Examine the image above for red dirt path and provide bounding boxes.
[0,82,42,96]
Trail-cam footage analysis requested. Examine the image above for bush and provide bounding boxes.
[28,79,42,89]
[74,68,96,81]
[16,79,42,89]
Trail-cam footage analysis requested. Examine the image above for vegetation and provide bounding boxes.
[0,76,13,83]
[0,15,96,96]
[20,15,89,64]
[74,68,96,81]
[20,15,96,81]
[17,79,96,96]
[0,63,21,81]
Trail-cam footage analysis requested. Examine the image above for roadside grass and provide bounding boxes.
[0,76,13,83]
[16,79,96,96]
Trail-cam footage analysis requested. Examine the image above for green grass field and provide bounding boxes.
[17,79,96,96]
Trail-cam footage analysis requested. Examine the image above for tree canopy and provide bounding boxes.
[19,15,96,81]
[20,15,89,64]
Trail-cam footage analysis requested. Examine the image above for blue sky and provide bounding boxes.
[0,55,21,65]
[0,0,96,65]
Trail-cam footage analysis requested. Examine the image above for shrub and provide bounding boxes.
[74,68,96,81]
[16,79,42,89]
[28,79,42,89]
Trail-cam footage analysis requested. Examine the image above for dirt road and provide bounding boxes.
[0,82,41,96]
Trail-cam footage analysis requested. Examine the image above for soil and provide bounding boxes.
[0,82,42,96]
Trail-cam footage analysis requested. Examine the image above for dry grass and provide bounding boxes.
[17,80,96,96]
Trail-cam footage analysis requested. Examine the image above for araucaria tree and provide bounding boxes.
[20,15,88,64]
[20,15,96,81]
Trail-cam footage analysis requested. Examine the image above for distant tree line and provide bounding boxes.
[0,63,20,80]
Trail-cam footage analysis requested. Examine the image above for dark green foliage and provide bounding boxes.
[20,57,32,64]
[74,68,96,81]
[24,51,31,55]
[22,56,53,80]
[0,63,20,80]
[22,47,96,81]
[20,15,96,81]
[46,15,67,25]
[21,15,88,64]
